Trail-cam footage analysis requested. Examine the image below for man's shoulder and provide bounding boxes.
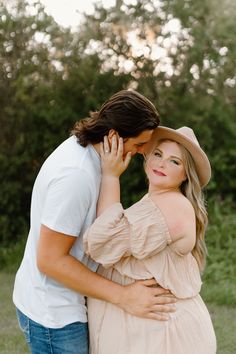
[43,136,89,168]
[52,136,86,157]
[35,137,100,189]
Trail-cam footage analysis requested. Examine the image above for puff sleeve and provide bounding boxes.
[83,198,172,267]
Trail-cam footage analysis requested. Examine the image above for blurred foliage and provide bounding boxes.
[0,0,235,245]
[201,198,236,306]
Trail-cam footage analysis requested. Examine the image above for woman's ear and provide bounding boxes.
[183,173,187,183]
[181,175,188,187]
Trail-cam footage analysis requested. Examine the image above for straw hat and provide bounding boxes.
[144,126,211,187]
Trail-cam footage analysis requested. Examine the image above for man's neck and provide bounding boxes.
[92,143,101,156]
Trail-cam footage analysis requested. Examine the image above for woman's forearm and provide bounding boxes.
[97,175,120,216]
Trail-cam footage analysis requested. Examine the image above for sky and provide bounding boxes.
[32,0,116,28]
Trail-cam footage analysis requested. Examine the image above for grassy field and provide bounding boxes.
[0,272,28,354]
[1,272,236,353]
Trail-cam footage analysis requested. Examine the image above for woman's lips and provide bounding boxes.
[153,170,166,176]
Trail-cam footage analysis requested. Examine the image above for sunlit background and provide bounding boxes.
[28,0,111,27]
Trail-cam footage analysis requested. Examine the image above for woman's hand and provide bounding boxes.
[97,135,131,216]
[100,135,132,178]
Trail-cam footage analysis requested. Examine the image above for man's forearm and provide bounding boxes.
[38,253,176,321]
[38,252,123,305]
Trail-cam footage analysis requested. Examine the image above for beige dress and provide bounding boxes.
[83,195,216,354]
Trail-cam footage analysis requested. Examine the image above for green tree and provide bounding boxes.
[0,0,75,244]
[0,0,131,244]
[78,0,236,201]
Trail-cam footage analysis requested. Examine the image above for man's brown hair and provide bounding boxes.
[71,90,160,147]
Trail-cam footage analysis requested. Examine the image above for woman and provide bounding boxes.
[83,126,217,354]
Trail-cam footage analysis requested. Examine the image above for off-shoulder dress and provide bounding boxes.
[83,194,216,354]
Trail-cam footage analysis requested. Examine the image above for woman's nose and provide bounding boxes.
[157,158,165,167]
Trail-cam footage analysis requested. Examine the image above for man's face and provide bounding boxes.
[123,130,154,156]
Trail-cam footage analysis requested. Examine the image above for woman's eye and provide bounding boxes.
[171,159,179,165]
[154,151,161,157]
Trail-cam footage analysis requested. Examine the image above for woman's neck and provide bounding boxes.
[148,187,181,196]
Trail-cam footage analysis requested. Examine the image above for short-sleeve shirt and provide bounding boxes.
[13,136,101,328]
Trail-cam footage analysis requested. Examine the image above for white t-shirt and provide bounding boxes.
[13,136,101,328]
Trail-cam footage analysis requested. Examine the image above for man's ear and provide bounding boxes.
[107,129,119,145]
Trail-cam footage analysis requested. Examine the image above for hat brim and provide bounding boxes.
[144,126,211,187]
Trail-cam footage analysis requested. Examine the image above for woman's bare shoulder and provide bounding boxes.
[152,191,194,215]
[151,192,196,249]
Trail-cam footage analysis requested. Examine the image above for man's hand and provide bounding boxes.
[116,279,177,321]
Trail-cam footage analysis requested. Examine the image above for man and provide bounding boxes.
[13,90,175,354]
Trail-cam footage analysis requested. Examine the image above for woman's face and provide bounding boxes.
[145,140,187,191]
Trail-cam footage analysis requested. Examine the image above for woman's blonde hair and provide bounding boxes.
[178,144,208,272]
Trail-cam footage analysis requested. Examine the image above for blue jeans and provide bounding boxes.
[16,308,89,354]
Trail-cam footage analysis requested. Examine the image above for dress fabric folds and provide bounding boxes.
[83,195,217,354]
